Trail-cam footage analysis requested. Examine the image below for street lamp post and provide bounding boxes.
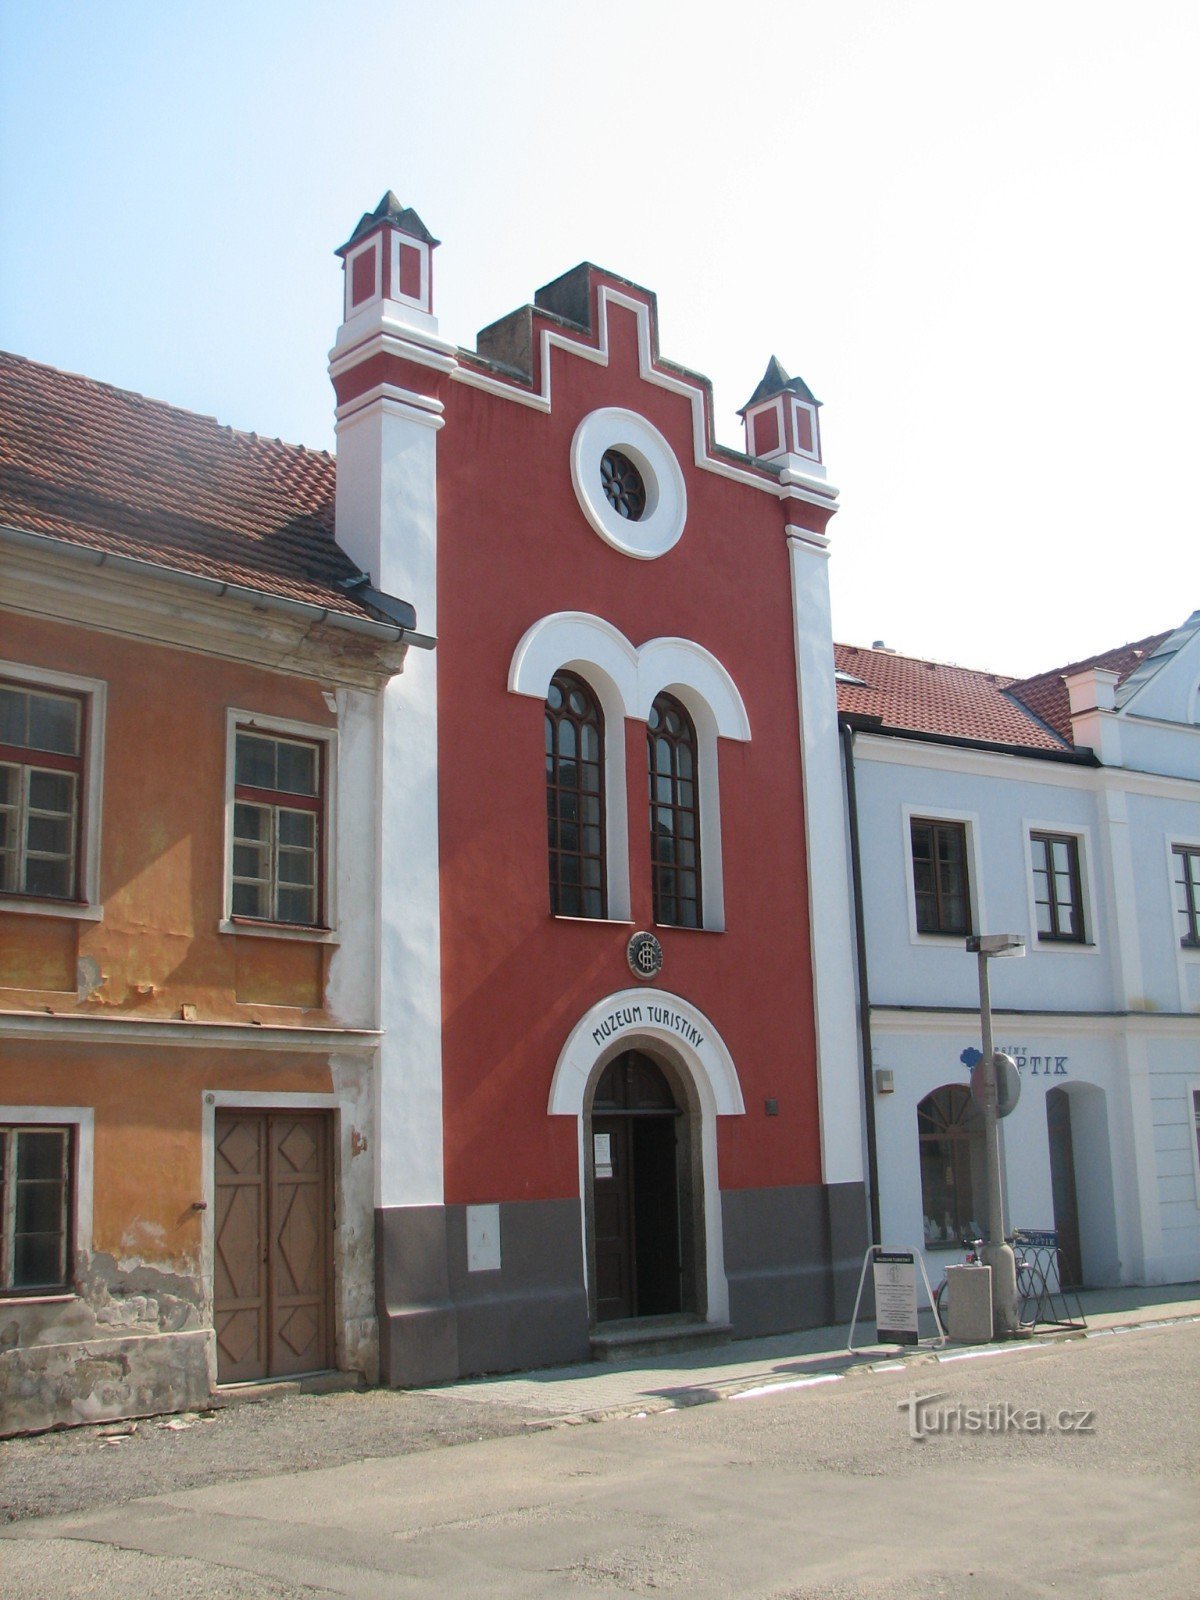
[966,933,1026,1336]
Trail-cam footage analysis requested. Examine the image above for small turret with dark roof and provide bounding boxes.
[334,191,439,326]
[335,191,441,256]
[740,355,825,478]
[738,356,820,415]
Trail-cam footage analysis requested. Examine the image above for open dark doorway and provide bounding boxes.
[591,1052,684,1322]
[1047,1087,1083,1289]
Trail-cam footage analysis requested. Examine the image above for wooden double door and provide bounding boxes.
[592,1052,684,1323]
[214,1111,334,1383]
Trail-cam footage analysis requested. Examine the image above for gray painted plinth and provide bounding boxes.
[377,1197,590,1387]
[722,1182,870,1336]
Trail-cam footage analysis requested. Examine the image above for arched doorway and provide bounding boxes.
[1045,1083,1118,1287]
[1046,1087,1083,1288]
[589,1051,697,1323]
[916,1084,985,1247]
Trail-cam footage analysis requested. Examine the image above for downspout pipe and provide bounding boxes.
[841,717,881,1247]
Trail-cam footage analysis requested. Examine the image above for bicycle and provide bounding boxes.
[932,1236,1046,1328]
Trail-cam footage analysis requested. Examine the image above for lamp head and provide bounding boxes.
[965,933,1026,958]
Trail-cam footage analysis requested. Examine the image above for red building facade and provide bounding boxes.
[329,195,867,1383]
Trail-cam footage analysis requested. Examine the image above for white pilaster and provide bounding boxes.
[333,379,445,1212]
[787,525,865,1189]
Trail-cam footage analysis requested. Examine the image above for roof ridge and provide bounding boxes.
[1008,630,1171,691]
[0,349,333,464]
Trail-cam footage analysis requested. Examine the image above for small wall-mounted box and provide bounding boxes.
[874,1069,894,1095]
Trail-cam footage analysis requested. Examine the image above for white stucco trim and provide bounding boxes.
[508,612,640,709]
[788,537,864,1189]
[342,235,383,319]
[510,617,750,931]
[548,988,745,1116]
[1166,832,1200,1010]
[570,407,687,559]
[1021,818,1101,957]
[633,638,751,741]
[221,708,338,933]
[0,1104,93,1262]
[548,987,743,1326]
[451,284,840,510]
[900,802,986,947]
[388,232,431,314]
[1187,1081,1200,1209]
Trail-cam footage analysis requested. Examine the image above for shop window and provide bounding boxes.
[910,818,971,935]
[546,672,606,918]
[230,725,326,928]
[0,1124,72,1294]
[0,680,86,902]
[917,1085,985,1247]
[1031,831,1085,942]
[648,693,701,928]
[1172,845,1200,948]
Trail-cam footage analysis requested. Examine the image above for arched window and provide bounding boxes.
[917,1085,985,1247]
[545,671,606,918]
[648,693,701,928]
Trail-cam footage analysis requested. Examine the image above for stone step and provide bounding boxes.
[590,1316,733,1363]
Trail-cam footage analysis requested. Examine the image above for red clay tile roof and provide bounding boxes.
[1006,634,1171,742]
[0,350,376,620]
[834,643,1068,751]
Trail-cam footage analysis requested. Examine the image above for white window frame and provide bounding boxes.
[901,804,984,948]
[1188,1082,1200,1210]
[1021,819,1100,955]
[0,661,106,920]
[0,1104,92,1299]
[510,615,751,934]
[221,709,339,942]
[1168,835,1200,951]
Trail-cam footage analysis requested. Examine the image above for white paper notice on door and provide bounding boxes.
[593,1132,613,1180]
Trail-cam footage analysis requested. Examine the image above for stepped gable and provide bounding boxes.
[0,350,376,619]
[834,642,1067,751]
[1008,632,1173,742]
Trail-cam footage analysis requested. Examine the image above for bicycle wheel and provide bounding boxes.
[933,1278,948,1327]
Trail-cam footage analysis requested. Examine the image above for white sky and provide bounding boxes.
[1,1,1195,677]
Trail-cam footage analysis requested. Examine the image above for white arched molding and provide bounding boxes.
[548,986,744,1324]
[510,616,750,933]
[510,613,637,921]
[637,638,750,934]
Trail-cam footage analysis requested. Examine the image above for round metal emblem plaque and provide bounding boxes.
[627,931,663,981]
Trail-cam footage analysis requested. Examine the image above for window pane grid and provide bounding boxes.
[910,819,970,935]
[647,694,702,928]
[545,673,606,919]
[1,1126,70,1292]
[232,732,323,927]
[1031,831,1084,942]
[1173,845,1200,947]
[0,683,85,903]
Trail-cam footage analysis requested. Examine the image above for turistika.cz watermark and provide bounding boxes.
[899,1390,1096,1440]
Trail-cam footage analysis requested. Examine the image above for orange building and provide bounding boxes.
[0,354,429,1433]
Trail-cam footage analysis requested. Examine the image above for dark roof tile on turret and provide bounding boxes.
[335,191,440,256]
[738,355,820,415]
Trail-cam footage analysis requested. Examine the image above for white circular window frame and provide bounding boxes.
[570,407,687,560]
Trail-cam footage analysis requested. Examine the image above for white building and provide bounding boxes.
[836,614,1200,1293]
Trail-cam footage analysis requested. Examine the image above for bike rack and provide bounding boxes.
[1013,1228,1087,1332]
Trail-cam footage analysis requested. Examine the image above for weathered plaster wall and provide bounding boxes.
[0,1041,376,1434]
[1,610,341,1026]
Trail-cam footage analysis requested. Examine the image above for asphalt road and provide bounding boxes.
[1,1321,1196,1598]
